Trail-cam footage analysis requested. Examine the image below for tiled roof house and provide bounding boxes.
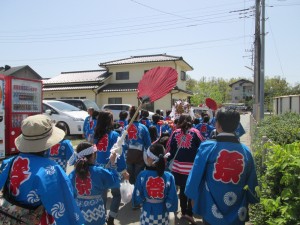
[0,65,42,80]
[43,53,194,113]
[229,79,254,103]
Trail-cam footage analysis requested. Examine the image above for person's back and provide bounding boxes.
[185,110,259,225]
[195,115,215,140]
[0,114,84,225]
[132,143,178,225]
[68,142,120,225]
[44,121,74,171]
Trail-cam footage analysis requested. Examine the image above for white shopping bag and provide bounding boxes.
[120,180,134,204]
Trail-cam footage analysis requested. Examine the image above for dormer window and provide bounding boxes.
[116,72,129,80]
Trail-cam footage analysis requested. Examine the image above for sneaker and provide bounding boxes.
[106,216,115,225]
[183,215,197,225]
[132,204,142,210]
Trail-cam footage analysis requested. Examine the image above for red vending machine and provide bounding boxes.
[0,75,42,158]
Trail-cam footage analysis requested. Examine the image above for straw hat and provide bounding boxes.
[15,114,65,153]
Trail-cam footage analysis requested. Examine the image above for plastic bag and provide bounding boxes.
[120,180,134,204]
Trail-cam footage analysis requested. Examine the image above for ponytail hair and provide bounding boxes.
[149,143,166,177]
[75,142,94,179]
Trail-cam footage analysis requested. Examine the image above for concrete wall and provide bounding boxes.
[274,95,300,115]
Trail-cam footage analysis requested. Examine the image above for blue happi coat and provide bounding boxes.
[132,168,178,225]
[68,165,120,225]
[123,121,151,153]
[83,116,97,141]
[185,133,259,225]
[44,139,74,171]
[94,130,126,173]
[0,153,84,225]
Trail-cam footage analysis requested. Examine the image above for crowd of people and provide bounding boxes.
[0,105,258,225]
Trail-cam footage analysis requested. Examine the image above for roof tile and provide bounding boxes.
[43,70,107,84]
[100,54,182,66]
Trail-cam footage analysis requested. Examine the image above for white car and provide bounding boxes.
[43,100,88,135]
[101,104,154,120]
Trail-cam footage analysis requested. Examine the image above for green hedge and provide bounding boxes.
[251,113,300,225]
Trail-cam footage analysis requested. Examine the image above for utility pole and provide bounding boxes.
[260,0,265,120]
[253,0,261,121]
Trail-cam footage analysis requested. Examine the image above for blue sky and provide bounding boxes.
[1,0,299,85]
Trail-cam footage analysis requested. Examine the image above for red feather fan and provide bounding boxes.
[138,67,178,103]
[205,98,218,110]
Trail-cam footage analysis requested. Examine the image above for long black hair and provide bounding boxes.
[177,114,193,134]
[149,143,166,177]
[94,111,114,140]
[75,142,94,180]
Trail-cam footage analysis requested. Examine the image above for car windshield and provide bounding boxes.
[46,101,81,111]
[83,99,100,110]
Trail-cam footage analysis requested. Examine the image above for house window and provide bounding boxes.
[116,72,129,80]
[235,96,239,100]
[108,98,122,104]
[180,71,186,81]
[235,87,239,90]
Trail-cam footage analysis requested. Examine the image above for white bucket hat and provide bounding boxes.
[15,114,65,153]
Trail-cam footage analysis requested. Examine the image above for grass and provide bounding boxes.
[66,136,85,148]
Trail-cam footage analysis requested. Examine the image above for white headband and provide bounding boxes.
[68,145,97,166]
[146,148,170,164]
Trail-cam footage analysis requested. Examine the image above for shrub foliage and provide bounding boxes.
[251,113,300,225]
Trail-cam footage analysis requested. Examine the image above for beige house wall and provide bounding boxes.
[44,90,98,103]
[106,61,187,90]
[98,92,138,107]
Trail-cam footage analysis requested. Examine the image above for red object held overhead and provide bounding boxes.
[138,67,178,103]
[205,98,218,110]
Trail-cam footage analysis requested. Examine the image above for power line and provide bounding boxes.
[1,35,251,62]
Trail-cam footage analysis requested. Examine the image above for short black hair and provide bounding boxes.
[56,122,67,133]
[215,110,240,133]
[119,110,128,120]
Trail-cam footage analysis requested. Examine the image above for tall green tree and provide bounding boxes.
[264,76,291,111]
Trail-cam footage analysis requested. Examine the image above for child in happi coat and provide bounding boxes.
[139,109,152,128]
[132,143,178,225]
[195,115,215,140]
[83,107,97,143]
[93,111,129,225]
[115,110,128,129]
[68,142,120,225]
[44,121,74,171]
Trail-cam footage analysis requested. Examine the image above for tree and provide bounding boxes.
[264,76,290,112]
[189,76,233,106]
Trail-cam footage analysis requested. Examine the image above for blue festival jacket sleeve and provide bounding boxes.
[164,172,178,212]
[132,172,145,207]
[35,165,84,225]
[64,139,75,161]
[185,141,216,200]
[0,157,15,189]
[83,116,89,138]
[96,166,121,189]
